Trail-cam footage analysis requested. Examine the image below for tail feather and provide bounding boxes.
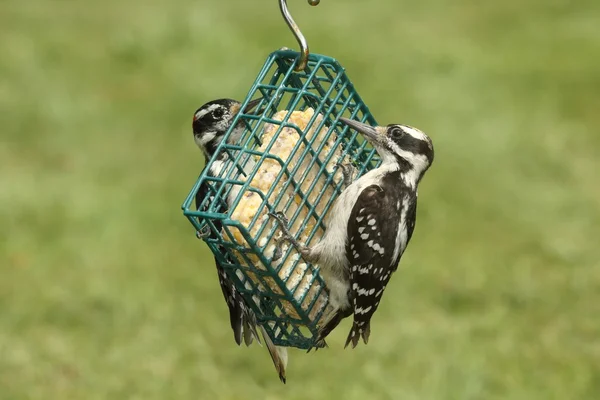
[228,298,244,346]
[242,320,254,346]
[242,309,261,346]
[259,326,288,384]
[344,321,371,349]
[216,264,262,347]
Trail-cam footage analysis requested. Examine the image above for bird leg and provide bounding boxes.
[267,211,316,263]
[335,162,357,189]
[309,307,352,352]
[306,309,334,352]
[196,224,211,239]
[306,337,329,353]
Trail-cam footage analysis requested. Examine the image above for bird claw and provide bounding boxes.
[196,225,211,239]
[272,246,283,262]
[268,211,290,228]
[267,210,315,264]
[335,162,356,188]
[306,338,328,353]
[268,211,295,242]
[267,211,293,262]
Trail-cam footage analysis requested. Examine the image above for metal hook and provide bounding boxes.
[279,0,320,71]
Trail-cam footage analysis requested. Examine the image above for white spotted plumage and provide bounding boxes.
[268,118,434,349]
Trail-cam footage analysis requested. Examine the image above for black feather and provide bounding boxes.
[343,172,417,348]
[195,180,256,346]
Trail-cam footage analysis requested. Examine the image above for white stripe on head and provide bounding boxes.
[400,124,429,143]
[194,104,220,121]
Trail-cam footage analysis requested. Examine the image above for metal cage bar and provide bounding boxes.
[182,49,380,349]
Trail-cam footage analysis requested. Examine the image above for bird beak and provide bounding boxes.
[242,97,262,114]
[339,118,383,144]
[229,98,263,116]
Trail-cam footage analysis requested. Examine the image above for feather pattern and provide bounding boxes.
[343,176,412,348]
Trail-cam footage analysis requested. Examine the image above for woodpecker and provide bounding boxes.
[192,98,288,383]
[269,117,434,348]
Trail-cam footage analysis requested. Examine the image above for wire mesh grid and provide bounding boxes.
[182,49,381,349]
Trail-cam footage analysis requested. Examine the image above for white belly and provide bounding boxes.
[312,164,398,274]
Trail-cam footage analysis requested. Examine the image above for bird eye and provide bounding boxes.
[390,127,404,139]
[213,108,224,119]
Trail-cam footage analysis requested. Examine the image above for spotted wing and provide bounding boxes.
[344,184,404,348]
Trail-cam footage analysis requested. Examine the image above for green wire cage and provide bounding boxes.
[182,49,381,349]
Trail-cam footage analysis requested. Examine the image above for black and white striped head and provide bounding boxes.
[340,118,434,179]
[192,98,261,158]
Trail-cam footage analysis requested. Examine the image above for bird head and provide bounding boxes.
[339,117,434,180]
[192,98,261,158]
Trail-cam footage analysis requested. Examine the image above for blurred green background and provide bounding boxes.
[1,0,599,398]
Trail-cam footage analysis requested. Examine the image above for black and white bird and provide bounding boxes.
[192,98,288,383]
[269,117,434,348]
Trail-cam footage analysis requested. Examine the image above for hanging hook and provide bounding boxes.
[279,0,320,71]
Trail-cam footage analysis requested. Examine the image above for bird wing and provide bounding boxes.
[195,180,258,347]
[344,184,404,348]
[405,196,417,246]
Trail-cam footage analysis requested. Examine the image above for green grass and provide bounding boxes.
[1,0,599,398]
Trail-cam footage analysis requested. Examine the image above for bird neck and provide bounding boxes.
[399,167,421,189]
[200,131,226,161]
[205,125,245,159]
[380,156,421,189]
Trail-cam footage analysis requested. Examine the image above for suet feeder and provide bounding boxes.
[182,0,381,349]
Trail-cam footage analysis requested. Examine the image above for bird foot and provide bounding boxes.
[267,211,295,262]
[335,162,357,189]
[268,211,316,264]
[309,308,347,352]
[306,338,328,353]
[195,225,211,239]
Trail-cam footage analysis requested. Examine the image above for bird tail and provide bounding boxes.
[259,325,288,384]
[241,308,261,346]
[344,320,371,349]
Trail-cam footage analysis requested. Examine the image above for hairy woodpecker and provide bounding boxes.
[269,117,434,348]
[192,98,288,383]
